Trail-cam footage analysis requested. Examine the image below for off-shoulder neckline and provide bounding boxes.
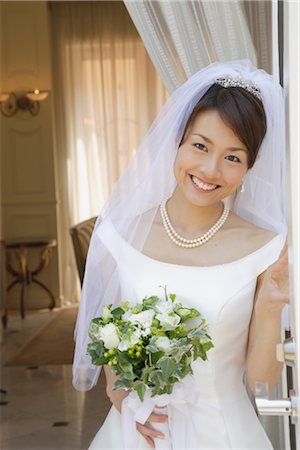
[103,219,284,271]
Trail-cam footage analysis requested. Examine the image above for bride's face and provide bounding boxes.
[174,109,249,207]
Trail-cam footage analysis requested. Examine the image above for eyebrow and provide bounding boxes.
[192,133,248,153]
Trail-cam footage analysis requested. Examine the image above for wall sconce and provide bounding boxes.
[0,90,48,117]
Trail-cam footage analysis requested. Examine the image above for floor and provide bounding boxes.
[0,308,111,450]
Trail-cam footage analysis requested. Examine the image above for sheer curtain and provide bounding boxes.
[123,0,258,93]
[50,1,168,303]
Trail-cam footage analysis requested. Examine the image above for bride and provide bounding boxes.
[73,60,289,449]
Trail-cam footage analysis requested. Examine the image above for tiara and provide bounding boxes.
[215,76,262,100]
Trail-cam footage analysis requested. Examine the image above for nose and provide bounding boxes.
[199,154,221,179]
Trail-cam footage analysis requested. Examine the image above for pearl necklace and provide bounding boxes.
[160,201,230,248]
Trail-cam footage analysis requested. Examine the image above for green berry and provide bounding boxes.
[136,345,142,352]
[108,349,115,355]
[135,351,141,357]
[104,352,109,358]
[128,349,133,356]
[112,359,118,365]
[108,361,113,366]
[138,339,143,345]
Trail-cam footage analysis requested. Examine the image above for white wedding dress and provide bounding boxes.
[88,219,285,450]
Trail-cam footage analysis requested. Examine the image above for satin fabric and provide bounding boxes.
[88,219,286,449]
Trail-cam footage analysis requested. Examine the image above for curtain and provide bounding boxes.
[123,0,258,93]
[50,1,168,303]
[242,1,273,76]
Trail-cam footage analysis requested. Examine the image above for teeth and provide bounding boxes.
[192,176,217,191]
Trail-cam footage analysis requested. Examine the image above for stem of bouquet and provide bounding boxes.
[152,406,172,450]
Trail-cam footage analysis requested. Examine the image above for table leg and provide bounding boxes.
[31,278,55,310]
[1,308,7,329]
[7,279,19,292]
[3,280,18,328]
[20,281,26,319]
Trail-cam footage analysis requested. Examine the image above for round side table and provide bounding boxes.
[2,239,57,329]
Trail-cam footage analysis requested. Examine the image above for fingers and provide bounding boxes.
[136,421,165,446]
[144,435,155,448]
[136,421,165,438]
[147,411,168,423]
[136,407,168,449]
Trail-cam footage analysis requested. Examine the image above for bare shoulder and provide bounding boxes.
[227,211,277,248]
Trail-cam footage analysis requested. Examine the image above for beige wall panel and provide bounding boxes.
[3,203,58,240]
[9,128,45,195]
[1,98,56,203]
[1,1,52,91]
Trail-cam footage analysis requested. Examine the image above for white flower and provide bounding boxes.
[127,310,155,329]
[122,309,133,322]
[97,323,120,349]
[156,336,173,353]
[155,300,174,314]
[141,327,151,337]
[156,312,181,330]
[118,329,141,351]
[118,340,130,351]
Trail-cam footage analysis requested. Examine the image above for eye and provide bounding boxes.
[193,143,207,151]
[226,155,241,163]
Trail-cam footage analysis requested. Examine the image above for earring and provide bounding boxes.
[240,180,245,193]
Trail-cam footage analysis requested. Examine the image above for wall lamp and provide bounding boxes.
[0,90,48,117]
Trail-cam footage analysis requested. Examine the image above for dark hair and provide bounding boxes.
[181,84,267,168]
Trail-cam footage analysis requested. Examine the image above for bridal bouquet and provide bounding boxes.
[87,287,213,402]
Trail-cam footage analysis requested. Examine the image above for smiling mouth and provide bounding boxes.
[190,175,220,191]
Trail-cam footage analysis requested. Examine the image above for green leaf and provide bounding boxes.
[147,336,162,353]
[118,361,135,380]
[171,364,185,380]
[203,341,214,352]
[111,307,125,320]
[88,321,102,341]
[169,293,176,303]
[86,342,107,365]
[176,308,192,320]
[117,352,132,364]
[90,317,103,325]
[171,345,189,363]
[123,370,136,381]
[143,296,160,309]
[113,378,132,391]
[150,351,165,365]
[157,356,177,381]
[149,370,165,393]
[141,366,154,383]
[133,380,148,402]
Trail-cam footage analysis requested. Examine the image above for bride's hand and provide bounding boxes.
[256,239,289,313]
[107,379,167,449]
[136,406,168,449]
[106,384,129,413]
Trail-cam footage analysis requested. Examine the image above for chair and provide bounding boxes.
[70,217,97,285]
